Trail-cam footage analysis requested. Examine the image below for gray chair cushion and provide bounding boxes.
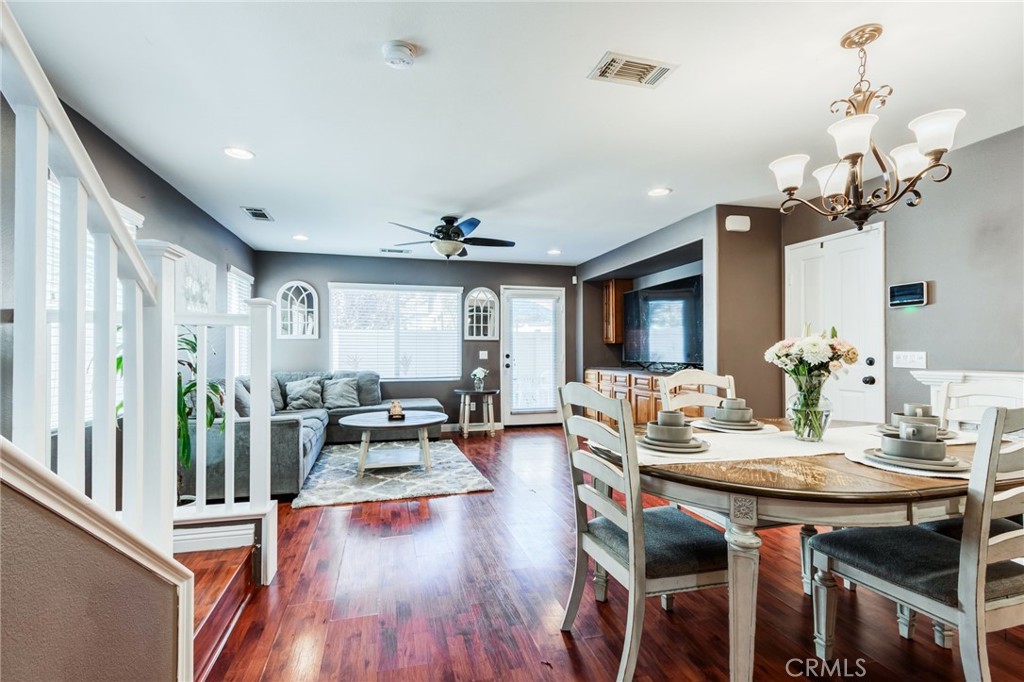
[918,517,1022,541]
[328,370,381,406]
[323,377,360,409]
[586,506,728,579]
[809,526,1024,607]
[285,376,324,410]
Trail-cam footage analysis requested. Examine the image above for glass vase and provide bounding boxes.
[474,378,484,391]
[786,374,833,442]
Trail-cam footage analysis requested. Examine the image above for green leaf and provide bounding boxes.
[830,326,838,339]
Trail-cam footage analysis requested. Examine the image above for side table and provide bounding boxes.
[453,389,499,437]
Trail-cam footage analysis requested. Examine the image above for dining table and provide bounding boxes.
[630,419,1024,682]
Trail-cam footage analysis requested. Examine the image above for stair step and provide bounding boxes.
[175,546,255,682]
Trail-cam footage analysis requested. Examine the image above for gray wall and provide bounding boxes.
[782,126,1024,412]
[1,483,177,682]
[254,251,577,421]
[1,97,15,440]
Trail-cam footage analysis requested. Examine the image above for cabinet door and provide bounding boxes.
[602,279,631,344]
[633,390,656,427]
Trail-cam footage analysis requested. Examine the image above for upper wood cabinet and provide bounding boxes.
[602,279,632,344]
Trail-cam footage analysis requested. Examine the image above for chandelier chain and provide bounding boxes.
[857,47,868,85]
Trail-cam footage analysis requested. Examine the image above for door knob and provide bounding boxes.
[865,357,875,366]
[862,376,876,385]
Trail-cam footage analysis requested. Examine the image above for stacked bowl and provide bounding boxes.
[641,411,709,454]
[867,403,968,471]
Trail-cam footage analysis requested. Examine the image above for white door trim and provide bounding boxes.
[499,286,566,426]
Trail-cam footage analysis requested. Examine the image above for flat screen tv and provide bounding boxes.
[622,276,703,367]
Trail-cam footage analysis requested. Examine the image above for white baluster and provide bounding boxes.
[121,279,145,530]
[248,298,277,584]
[11,106,49,465]
[138,240,184,554]
[194,325,207,514]
[223,326,236,511]
[57,177,87,490]
[91,233,118,511]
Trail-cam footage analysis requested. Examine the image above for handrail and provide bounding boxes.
[1,436,194,679]
[0,1,156,302]
[176,312,250,328]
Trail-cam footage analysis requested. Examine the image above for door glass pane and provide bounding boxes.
[509,297,557,413]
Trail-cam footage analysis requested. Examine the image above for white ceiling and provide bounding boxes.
[10,2,1023,265]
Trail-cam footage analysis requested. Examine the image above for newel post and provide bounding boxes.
[247,297,277,583]
[136,240,185,554]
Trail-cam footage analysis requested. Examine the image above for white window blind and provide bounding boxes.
[329,283,463,380]
[226,266,254,375]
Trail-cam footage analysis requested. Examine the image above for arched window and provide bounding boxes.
[464,287,498,340]
[277,281,319,339]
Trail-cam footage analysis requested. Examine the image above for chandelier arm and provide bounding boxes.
[781,194,842,218]
[867,142,897,205]
[868,163,952,211]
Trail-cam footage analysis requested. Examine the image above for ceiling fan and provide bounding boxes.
[390,215,515,259]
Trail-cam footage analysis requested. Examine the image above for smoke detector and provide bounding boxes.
[382,41,416,69]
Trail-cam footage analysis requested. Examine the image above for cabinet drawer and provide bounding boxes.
[632,375,656,391]
[584,369,600,386]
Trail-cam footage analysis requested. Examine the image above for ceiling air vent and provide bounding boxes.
[587,51,677,89]
[241,206,274,221]
[379,248,411,255]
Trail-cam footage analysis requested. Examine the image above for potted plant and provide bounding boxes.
[470,366,489,391]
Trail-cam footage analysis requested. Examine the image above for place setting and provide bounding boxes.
[875,401,959,440]
[693,398,780,434]
[853,417,972,476]
[638,411,710,455]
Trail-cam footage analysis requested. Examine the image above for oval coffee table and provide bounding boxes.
[338,410,448,478]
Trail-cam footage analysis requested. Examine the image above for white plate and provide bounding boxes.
[695,419,764,432]
[640,439,710,455]
[864,449,970,472]
[640,436,709,451]
[875,424,959,440]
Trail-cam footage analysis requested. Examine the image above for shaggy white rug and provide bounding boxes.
[292,440,493,508]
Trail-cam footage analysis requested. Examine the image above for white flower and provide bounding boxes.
[799,336,832,365]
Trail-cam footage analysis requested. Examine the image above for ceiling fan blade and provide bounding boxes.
[462,237,515,247]
[456,248,469,258]
[395,240,432,246]
[389,221,434,237]
[455,217,481,237]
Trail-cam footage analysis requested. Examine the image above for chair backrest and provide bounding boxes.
[659,369,737,412]
[958,407,1024,617]
[939,380,1024,430]
[559,382,645,572]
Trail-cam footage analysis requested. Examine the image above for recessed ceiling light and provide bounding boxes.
[547,248,562,255]
[224,147,254,160]
[647,187,673,197]
[292,234,309,242]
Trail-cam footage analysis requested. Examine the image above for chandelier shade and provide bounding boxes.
[768,24,963,230]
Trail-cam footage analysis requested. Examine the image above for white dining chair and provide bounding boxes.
[558,382,729,682]
[809,406,1024,681]
[658,368,736,414]
[938,380,1024,431]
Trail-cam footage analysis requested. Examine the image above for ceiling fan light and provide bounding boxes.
[827,114,878,160]
[889,143,930,181]
[908,109,966,156]
[431,240,464,257]
[812,162,849,198]
[768,154,810,193]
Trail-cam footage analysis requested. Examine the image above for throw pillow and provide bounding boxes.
[270,379,285,411]
[323,377,359,409]
[285,376,324,410]
[233,379,252,417]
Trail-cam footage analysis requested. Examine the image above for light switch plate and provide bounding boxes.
[479,350,488,359]
[892,351,927,369]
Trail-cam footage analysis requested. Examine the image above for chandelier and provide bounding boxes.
[769,24,965,229]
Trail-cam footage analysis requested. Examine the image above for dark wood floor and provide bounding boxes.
[209,426,1024,681]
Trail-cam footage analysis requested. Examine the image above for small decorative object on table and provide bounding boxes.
[470,366,489,391]
[764,326,858,442]
[387,399,406,421]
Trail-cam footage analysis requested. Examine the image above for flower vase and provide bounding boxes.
[474,378,484,391]
[786,374,833,442]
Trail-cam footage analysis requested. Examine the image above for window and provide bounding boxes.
[226,266,254,375]
[277,281,319,339]
[329,283,463,380]
[464,287,498,340]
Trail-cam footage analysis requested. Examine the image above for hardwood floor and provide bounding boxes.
[209,426,1024,681]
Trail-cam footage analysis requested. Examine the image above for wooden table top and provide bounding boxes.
[637,419,1023,504]
[338,410,447,429]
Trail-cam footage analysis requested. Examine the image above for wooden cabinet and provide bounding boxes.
[602,279,632,344]
[583,368,676,427]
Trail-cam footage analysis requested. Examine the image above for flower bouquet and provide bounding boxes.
[470,366,489,391]
[764,327,859,441]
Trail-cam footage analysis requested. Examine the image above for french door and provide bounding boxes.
[785,223,886,422]
[500,287,565,426]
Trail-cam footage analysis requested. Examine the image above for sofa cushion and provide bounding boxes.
[234,380,252,417]
[286,376,324,410]
[301,417,327,458]
[324,377,360,409]
[286,408,329,428]
[270,380,285,412]
[328,370,381,406]
[328,398,444,418]
[237,376,277,416]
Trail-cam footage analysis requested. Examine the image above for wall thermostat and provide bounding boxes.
[888,281,928,308]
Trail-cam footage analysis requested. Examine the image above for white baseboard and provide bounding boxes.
[441,423,505,433]
[173,523,254,553]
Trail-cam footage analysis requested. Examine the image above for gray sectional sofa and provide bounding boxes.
[181,370,445,497]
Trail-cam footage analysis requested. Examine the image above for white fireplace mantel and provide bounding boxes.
[911,369,1024,416]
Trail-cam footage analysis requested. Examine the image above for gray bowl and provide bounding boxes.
[720,398,747,410]
[646,422,693,443]
[657,410,688,426]
[715,407,753,423]
[880,434,947,461]
[889,412,941,428]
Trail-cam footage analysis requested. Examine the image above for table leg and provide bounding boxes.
[487,395,495,437]
[419,427,432,471]
[725,517,761,682]
[459,395,469,438]
[357,430,371,478]
[799,524,818,596]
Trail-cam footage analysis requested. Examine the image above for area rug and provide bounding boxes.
[292,440,493,508]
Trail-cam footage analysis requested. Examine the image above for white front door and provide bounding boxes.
[785,224,886,422]
[500,286,565,426]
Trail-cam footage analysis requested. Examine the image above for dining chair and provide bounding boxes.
[658,368,736,415]
[938,380,1023,431]
[809,406,1024,681]
[558,382,729,682]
